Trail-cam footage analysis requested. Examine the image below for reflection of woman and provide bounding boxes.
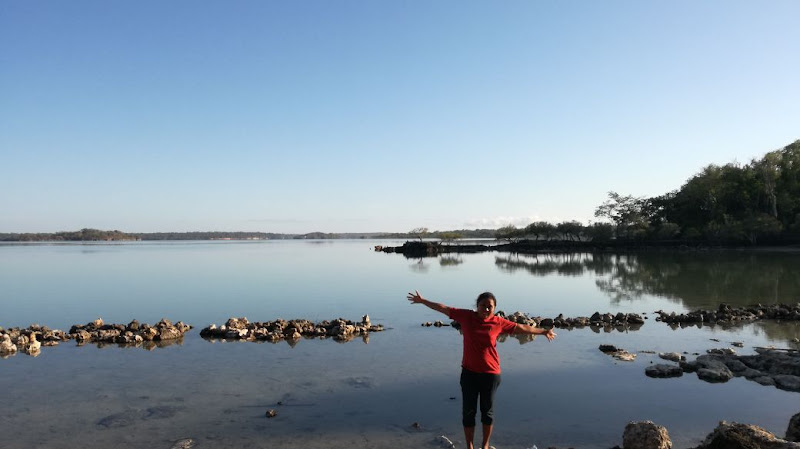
[407,290,556,449]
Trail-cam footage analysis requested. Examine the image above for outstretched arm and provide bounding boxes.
[514,323,557,341]
[406,290,451,317]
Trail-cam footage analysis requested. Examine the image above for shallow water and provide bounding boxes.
[1,241,798,449]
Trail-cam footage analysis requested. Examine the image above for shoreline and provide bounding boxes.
[378,240,800,257]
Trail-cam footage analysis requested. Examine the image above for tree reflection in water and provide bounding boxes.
[439,255,463,267]
[495,251,800,309]
[409,258,429,273]
[494,251,800,344]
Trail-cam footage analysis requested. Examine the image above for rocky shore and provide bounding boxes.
[633,345,800,392]
[426,310,648,333]
[199,315,384,343]
[0,318,192,358]
[616,416,800,449]
[656,303,800,326]
[425,303,800,334]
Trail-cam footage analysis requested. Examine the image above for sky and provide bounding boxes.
[1,1,798,234]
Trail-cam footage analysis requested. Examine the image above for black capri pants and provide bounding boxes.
[459,368,502,427]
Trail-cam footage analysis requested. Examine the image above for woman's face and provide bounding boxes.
[476,298,496,320]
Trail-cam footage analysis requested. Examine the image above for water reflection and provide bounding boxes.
[409,258,429,273]
[439,255,463,267]
[495,253,592,277]
[88,337,185,351]
[202,333,372,346]
[494,251,800,309]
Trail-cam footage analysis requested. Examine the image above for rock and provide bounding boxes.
[692,355,734,383]
[753,376,776,386]
[170,438,195,449]
[707,348,736,356]
[600,345,636,361]
[659,352,683,363]
[787,413,800,442]
[622,420,672,449]
[0,334,18,355]
[697,367,734,383]
[774,375,800,392]
[24,334,41,354]
[225,317,249,330]
[693,421,800,449]
[646,364,683,378]
[201,316,384,344]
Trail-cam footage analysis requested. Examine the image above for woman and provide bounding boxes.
[407,290,556,449]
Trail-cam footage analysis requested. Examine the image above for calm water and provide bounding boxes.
[1,241,799,449]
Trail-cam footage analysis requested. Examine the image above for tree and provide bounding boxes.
[439,231,462,244]
[775,140,800,230]
[556,221,584,242]
[585,222,614,243]
[742,214,783,245]
[525,221,556,241]
[495,225,524,243]
[594,192,650,239]
[409,227,429,241]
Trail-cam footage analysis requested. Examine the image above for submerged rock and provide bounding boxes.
[646,364,683,378]
[656,303,800,326]
[658,352,683,363]
[600,345,637,362]
[680,349,800,391]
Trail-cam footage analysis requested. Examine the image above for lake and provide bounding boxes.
[1,240,798,449]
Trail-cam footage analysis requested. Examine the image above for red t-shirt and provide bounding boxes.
[449,308,518,374]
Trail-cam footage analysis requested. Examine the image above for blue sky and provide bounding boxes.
[1,1,798,234]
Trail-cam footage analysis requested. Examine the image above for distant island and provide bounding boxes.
[0,228,496,242]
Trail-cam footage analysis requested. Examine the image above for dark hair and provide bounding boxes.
[476,292,496,307]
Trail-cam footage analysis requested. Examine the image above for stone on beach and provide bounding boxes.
[622,420,672,449]
[692,421,800,449]
[787,412,800,442]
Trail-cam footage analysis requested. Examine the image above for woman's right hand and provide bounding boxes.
[406,290,424,304]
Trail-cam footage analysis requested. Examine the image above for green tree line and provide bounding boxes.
[492,140,800,246]
[0,228,137,242]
